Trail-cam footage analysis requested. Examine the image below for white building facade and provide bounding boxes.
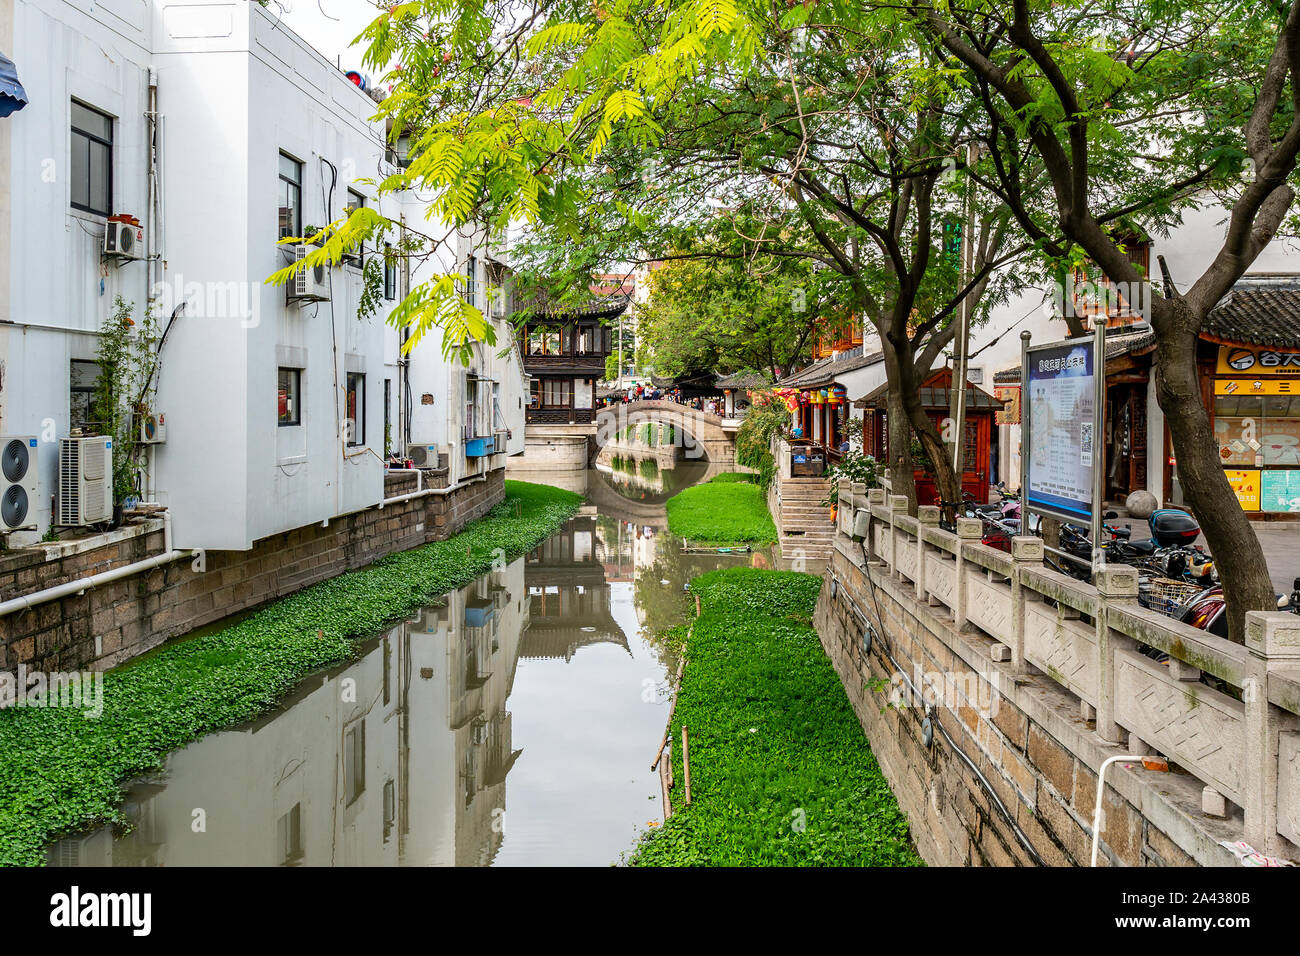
[0,0,524,551]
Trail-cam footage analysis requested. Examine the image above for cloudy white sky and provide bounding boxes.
[272,0,386,74]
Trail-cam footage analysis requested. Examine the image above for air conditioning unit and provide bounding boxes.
[406,443,439,468]
[138,411,166,444]
[58,436,113,527]
[104,220,144,259]
[287,244,329,303]
[0,436,38,531]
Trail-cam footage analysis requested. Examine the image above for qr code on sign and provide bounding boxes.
[1080,422,1093,466]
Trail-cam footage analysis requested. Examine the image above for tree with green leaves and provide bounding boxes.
[635,227,825,380]
[911,0,1300,643]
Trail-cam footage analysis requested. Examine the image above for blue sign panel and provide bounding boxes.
[1025,341,1097,521]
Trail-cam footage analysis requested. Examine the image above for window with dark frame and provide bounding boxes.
[70,359,103,434]
[70,101,112,216]
[344,189,366,265]
[465,255,477,307]
[278,367,302,426]
[278,153,302,239]
[346,372,366,446]
[344,724,365,805]
[383,243,397,300]
[277,803,304,865]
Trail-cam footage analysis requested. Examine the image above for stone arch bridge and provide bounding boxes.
[590,400,739,466]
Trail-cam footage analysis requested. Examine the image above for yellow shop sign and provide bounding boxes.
[1217,345,1300,376]
[1215,378,1300,396]
[1225,469,1262,511]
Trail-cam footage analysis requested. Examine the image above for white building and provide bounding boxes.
[0,0,524,551]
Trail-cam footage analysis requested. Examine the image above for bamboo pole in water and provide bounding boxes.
[650,654,687,771]
[659,746,673,819]
[681,725,692,805]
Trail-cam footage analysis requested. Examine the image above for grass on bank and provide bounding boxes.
[631,567,923,867]
[0,480,582,867]
[664,473,777,545]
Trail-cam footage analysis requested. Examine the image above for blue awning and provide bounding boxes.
[0,54,28,118]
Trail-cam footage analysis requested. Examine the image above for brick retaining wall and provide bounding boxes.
[815,542,1244,866]
[0,468,506,676]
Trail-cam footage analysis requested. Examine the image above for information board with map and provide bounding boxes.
[1025,341,1097,522]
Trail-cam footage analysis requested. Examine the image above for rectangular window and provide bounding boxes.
[465,255,477,307]
[70,359,102,434]
[344,189,365,264]
[276,803,304,865]
[464,375,479,440]
[542,379,572,407]
[383,243,397,300]
[346,372,366,446]
[344,724,365,805]
[528,328,562,356]
[278,367,302,426]
[382,779,396,844]
[71,101,112,216]
[278,152,302,239]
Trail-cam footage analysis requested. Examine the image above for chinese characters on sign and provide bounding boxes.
[994,385,1021,425]
[1026,342,1096,521]
[1216,345,1300,376]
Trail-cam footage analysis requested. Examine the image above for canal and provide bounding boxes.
[48,458,778,866]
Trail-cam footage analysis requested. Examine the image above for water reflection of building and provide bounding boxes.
[49,559,530,868]
[522,516,630,661]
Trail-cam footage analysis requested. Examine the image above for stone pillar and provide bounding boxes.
[953,517,983,630]
[866,488,887,564]
[1243,611,1300,855]
[1009,535,1043,673]
[888,494,908,576]
[1094,564,1139,744]
[916,506,940,602]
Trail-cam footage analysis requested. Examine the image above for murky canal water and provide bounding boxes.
[48,459,778,866]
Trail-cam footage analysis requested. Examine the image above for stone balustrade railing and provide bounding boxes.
[836,479,1300,857]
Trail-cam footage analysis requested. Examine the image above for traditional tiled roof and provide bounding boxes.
[993,367,1021,384]
[526,294,631,322]
[1204,276,1300,348]
[778,350,883,388]
[717,370,771,390]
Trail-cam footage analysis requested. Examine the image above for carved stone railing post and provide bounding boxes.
[888,494,908,577]
[837,481,853,539]
[1094,564,1139,744]
[1009,535,1043,674]
[916,506,940,602]
[865,488,887,565]
[1243,611,1300,854]
[953,517,983,630]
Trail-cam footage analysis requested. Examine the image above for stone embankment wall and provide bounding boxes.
[813,484,1300,866]
[0,468,505,675]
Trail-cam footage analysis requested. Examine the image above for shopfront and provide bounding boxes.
[857,367,1002,507]
[1212,344,1300,514]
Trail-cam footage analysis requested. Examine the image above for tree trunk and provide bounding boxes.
[886,388,918,515]
[896,354,963,521]
[1154,309,1275,644]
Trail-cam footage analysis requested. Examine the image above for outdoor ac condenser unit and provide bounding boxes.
[103,220,143,259]
[58,436,113,527]
[287,244,329,303]
[0,436,38,530]
[138,411,166,444]
[406,443,438,468]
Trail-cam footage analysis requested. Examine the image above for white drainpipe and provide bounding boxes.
[0,511,197,619]
[1091,754,1143,866]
